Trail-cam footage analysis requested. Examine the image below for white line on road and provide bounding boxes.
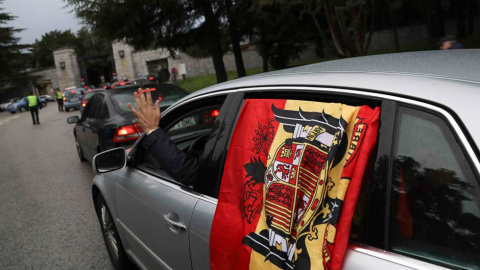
[0,115,21,126]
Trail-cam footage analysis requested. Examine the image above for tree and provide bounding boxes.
[66,0,230,83]
[0,1,32,94]
[249,1,309,71]
[30,30,79,68]
[296,0,376,57]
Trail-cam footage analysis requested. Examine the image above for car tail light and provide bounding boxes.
[211,109,220,117]
[82,100,88,107]
[133,123,144,133]
[103,86,107,89]
[71,90,76,93]
[149,76,154,80]
[120,82,126,86]
[63,97,66,101]
[14,105,17,109]
[203,109,220,124]
[141,88,156,92]
[113,125,141,142]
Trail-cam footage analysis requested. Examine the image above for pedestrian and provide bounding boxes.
[26,91,41,125]
[171,67,178,84]
[439,35,465,50]
[55,88,64,112]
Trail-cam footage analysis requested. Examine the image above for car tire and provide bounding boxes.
[42,102,47,108]
[19,107,26,112]
[9,111,16,114]
[65,108,70,112]
[96,194,134,270]
[75,135,86,162]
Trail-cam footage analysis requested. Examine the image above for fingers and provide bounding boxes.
[127,103,138,116]
[133,91,142,111]
[146,88,152,106]
[137,88,146,108]
[154,100,161,121]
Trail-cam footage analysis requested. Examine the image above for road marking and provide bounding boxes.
[0,115,21,126]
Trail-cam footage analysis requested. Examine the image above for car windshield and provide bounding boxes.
[110,86,187,114]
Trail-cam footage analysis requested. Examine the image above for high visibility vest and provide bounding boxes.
[27,95,38,107]
[55,91,63,99]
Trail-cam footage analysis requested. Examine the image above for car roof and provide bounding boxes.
[176,49,480,148]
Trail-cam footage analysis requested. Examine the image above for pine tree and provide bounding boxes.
[0,1,31,94]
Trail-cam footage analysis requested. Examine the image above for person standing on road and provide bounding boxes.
[26,91,41,125]
[55,88,64,112]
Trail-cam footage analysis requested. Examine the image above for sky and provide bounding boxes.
[2,0,82,44]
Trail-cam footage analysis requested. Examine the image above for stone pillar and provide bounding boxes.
[53,48,81,90]
[112,41,136,81]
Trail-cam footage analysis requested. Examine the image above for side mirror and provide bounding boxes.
[92,147,127,175]
[67,116,80,124]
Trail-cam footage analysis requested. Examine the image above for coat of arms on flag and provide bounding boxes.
[211,99,380,270]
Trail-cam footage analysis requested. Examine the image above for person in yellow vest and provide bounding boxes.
[26,91,41,125]
[55,88,64,112]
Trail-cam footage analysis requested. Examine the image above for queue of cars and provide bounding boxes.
[67,84,188,163]
[87,50,480,270]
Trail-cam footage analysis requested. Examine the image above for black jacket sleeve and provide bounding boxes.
[142,128,199,185]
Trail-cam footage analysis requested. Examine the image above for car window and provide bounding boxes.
[390,106,480,269]
[135,95,227,195]
[110,87,187,114]
[83,95,100,120]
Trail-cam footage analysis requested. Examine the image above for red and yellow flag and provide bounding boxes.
[210,99,380,270]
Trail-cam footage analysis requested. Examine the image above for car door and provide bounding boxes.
[83,95,104,160]
[114,93,231,269]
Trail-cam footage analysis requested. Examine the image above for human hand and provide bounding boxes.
[128,88,161,135]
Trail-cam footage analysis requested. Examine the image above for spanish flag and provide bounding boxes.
[210,99,380,270]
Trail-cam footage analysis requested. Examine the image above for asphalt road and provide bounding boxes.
[0,103,114,270]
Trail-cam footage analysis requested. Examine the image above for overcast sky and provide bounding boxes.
[3,0,82,44]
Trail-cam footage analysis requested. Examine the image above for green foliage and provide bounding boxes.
[0,1,32,93]
[31,30,79,68]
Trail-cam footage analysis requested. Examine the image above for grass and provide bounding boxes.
[178,31,480,93]
[177,57,337,93]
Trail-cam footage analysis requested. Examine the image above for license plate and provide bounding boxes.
[170,116,196,130]
[70,98,79,102]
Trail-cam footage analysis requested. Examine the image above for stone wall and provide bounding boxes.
[112,42,137,80]
[30,68,58,95]
[53,48,81,90]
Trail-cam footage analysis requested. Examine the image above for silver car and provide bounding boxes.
[91,50,480,270]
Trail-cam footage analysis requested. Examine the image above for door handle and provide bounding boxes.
[163,213,187,232]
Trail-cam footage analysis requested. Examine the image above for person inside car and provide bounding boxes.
[128,88,198,185]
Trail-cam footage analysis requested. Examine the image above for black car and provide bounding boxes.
[67,84,188,162]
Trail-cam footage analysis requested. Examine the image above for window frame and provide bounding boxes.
[385,102,480,269]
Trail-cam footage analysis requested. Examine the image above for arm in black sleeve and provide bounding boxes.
[142,128,199,185]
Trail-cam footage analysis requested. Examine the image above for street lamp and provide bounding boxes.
[59,62,65,69]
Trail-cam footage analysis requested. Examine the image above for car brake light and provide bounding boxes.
[113,125,140,142]
[133,123,144,133]
[120,82,126,85]
[103,86,107,89]
[211,109,219,117]
[149,77,154,80]
[158,96,162,101]
[84,86,88,88]
[71,90,76,93]
[63,97,66,101]
[141,88,156,92]
[14,105,17,109]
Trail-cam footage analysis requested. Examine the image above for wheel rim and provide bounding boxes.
[101,204,119,260]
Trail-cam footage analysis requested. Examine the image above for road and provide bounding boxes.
[0,103,113,269]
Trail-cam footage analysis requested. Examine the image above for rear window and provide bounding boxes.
[65,91,83,98]
[110,87,187,113]
[83,92,99,100]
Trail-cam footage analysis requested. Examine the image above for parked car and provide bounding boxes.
[39,95,55,102]
[63,88,85,112]
[80,88,105,114]
[89,50,480,270]
[7,97,47,114]
[67,83,188,163]
[0,98,20,111]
